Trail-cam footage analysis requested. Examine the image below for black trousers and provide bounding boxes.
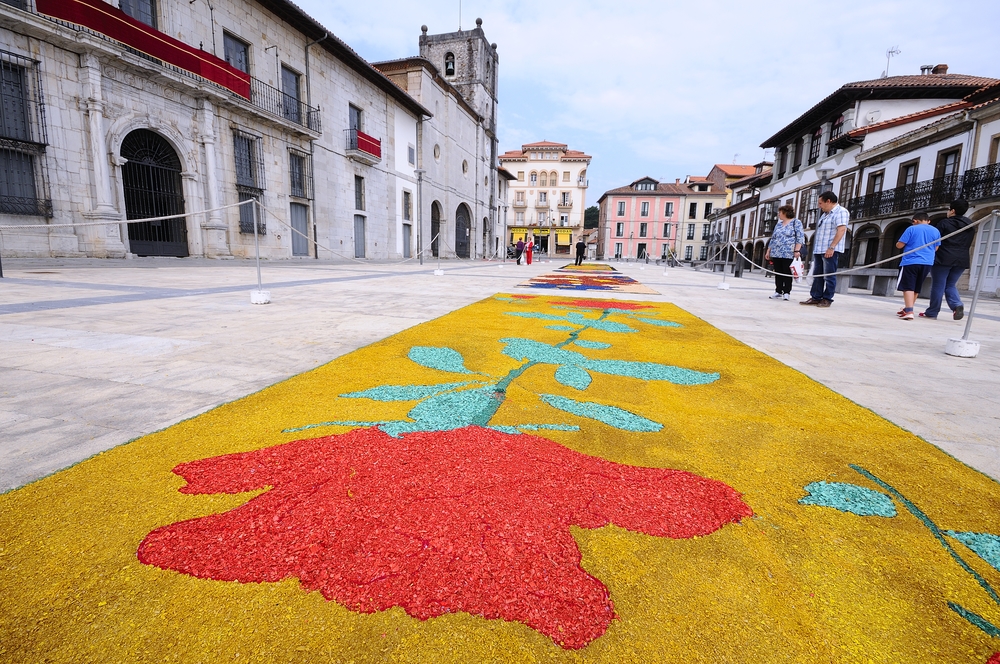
[575,252,584,265]
[771,257,793,294]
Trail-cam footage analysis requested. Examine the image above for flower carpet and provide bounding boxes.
[517,264,658,293]
[2,294,1000,662]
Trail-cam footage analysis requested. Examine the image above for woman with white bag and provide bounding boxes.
[764,205,805,300]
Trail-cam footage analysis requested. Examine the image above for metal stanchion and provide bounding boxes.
[945,209,999,358]
[250,199,270,304]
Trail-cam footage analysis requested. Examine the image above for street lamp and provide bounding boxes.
[414,168,425,265]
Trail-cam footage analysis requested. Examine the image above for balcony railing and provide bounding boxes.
[345,129,381,164]
[250,77,321,132]
[577,178,589,187]
[848,174,962,221]
[557,197,573,208]
[962,163,1000,201]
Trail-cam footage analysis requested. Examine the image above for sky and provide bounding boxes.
[295,0,1000,203]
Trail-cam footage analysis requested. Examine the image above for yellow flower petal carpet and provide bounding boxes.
[1,294,999,663]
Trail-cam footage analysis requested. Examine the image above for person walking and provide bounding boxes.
[922,199,976,320]
[526,238,534,265]
[764,205,804,300]
[801,191,849,308]
[515,238,525,265]
[574,239,586,266]
[895,212,941,320]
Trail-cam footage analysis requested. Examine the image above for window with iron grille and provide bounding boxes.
[662,223,670,238]
[280,65,301,124]
[615,222,624,237]
[640,201,649,217]
[665,201,673,217]
[684,245,692,260]
[616,201,625,216]
[686,224,695,240]
[702,224,710,241]
[288,150,311,199]
[639,222,647,237]
[233,130,264,233]
[354,175,365,211]
[699,246,708,261]
[0,52,51,217]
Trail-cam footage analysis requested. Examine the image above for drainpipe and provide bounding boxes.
[304,32,327,258]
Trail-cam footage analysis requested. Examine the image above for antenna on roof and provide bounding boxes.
[458,0,462,30]
[882,46,900,78]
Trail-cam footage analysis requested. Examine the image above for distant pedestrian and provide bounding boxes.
[764,205,804,300]
[922,199,975,320]
[574,239,586,266]
[895,212,941,321]
[800,191,849,308]
[515,239,525,265]
[526,238,534,265]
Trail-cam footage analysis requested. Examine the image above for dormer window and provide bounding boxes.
[444,52,455,76]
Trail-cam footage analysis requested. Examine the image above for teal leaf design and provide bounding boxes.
[554,365,592,390]
[545,325,576,331]
[540,394,661,432]
[945,531,1000,572]
[573,340,611,349]
[799,481,897,517]
[408,346,473,374]
[581,359,719,385]
[565,312,634,333]
[380,386,501,437]
[501,338,579,365]
[948,602,1000,637]
[636,317,682,328]
[341,381,478,401]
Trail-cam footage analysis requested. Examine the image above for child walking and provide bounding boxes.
[895,212,941,320]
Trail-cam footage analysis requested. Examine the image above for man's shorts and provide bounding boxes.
[897,264,932,292]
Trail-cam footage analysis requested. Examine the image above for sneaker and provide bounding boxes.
[900,311,914,320]
[816,300,832,308]
[783,293,790,301]
[800,298,822,305]
[918,312,936,319]
[769,292,783,299]
[954,305,964,321]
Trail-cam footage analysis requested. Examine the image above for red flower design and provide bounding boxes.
[563,299,653,310]
[988,653,1000,664]
[139,427,751,648]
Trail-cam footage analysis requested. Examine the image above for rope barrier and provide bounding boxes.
[719,211,997,281]
[0,199,253,231]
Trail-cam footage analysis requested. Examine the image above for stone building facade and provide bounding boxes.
[0,0,498,261]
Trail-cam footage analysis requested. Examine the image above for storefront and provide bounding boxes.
[555,230,572,254]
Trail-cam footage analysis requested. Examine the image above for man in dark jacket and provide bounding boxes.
[515,239,525,265]
[923,199,976,320]
[574,239,586,266]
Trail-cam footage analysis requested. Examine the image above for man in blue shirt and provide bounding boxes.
[800,191,849,308]
[895,212,941,320]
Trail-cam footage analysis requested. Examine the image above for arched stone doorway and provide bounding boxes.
[455,203,471,259]
[430,201,442,258]
[881,219,911,269]
[853,224,881,266]
[121,129,188,257]
[753,241,766,271]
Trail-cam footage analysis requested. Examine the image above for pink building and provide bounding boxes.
[597,177,682,260]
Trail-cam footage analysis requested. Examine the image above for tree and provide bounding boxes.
[584,205,599,229]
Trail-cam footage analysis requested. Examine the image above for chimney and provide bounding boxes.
[931,64,949,75]
[675,178,680,184]
[920,65,933,75]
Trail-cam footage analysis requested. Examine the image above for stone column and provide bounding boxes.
[197,99,231,257]
[79,52,126,258]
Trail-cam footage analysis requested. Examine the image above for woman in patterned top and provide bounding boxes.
[764,205,805,300]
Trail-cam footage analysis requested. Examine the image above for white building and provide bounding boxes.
[498,141,590,256]
[0,0,498,261]
[729,66,1000,292]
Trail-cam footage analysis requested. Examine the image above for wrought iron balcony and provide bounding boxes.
[345,129,381,165]
[557,197,573,208]
[962,163,1000,201]
[848,174,962,221]
[30,0,320,134]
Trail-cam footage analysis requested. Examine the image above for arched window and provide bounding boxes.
[530,171,537,185]
[539,172,547,187]
[444,53,455,76]
[551,171,558,185]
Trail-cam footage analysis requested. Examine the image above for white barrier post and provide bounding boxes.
[250,199,270,304]
[946,209,999,358]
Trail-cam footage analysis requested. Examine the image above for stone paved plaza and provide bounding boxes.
[2,256,999,492]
